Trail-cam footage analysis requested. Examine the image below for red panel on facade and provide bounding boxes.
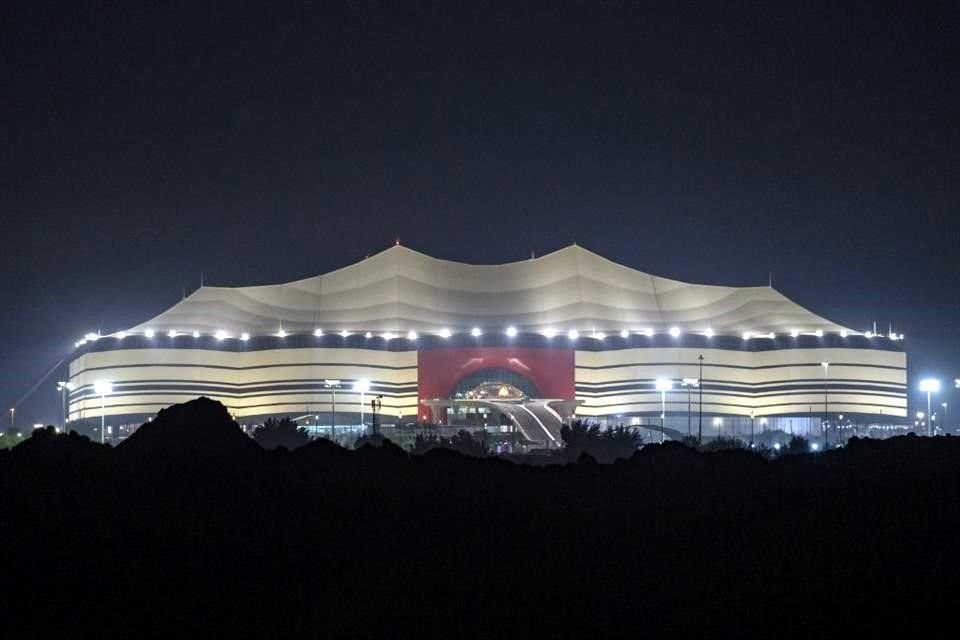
[417,347,575,421]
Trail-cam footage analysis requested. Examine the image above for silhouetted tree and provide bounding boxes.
[700,436,745,452]
[783,435,810,455]
[410,433,442,455]
[253,417,311,450]
[560,420,644,463]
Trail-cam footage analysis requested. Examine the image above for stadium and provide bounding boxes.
[66,244,907,446]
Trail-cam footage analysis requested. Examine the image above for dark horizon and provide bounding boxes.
[2,2,957,427]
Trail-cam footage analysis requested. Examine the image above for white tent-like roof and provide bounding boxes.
[126,244,851,337]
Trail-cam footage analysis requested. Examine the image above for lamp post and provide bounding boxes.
[821,362,830,448]
[655,378,673,444]
[56,381,77,430]
[943,402,949,433]
[697,354,704,445]
[919,379,941,437]
[353,378,371,432]
[750,409,755,447]
[681,378,699,437]
[9,407,14,433]
[325,379,341,442]
[93,381,113,445]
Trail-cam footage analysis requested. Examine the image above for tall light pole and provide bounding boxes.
[943,402,949,433]
[750,409,755,447]
[93,381,113,445]
[919,379,941,437]
[325,379,341,442]
[56,381,77,430]
[9,407,14,433]
[655,378,673,444]
[353,378,371,433]
[681,378,699,437]
[698,354,704,445]
[821,362,830,448]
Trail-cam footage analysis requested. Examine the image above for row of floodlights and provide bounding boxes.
[75,326,905,349]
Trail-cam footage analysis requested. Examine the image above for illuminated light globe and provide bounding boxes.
[407,330,418,340]
[543,327,557,339]
[668,326,681,338]
[704,327,714,337]
[620,329,629,338]
[505,326,517,337]
[93,380,113,396]
[438,328,451,338]
[471,327,482,337]
[567,329,579,340]
[654,378,673,392]
[144,329,155,338]
[919,379,941,393]
[314,328,324,337]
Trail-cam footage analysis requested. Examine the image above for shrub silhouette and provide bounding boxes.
[254,417,311,450]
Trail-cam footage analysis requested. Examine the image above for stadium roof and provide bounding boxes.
[126,244,851,337]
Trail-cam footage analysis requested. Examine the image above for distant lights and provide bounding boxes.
[84,332,101,342]
[840,330,848,338]
[620,329,629,339]
[364,331,373,339]
[668,326,681,338]
[815,329,824,337]
[167,330,178,338]
[704,327,714,338]
[240,332,250,341]
[742,332,752,340]
[276,329,287,338]
[339,330,350,338]
[215,330,228,341]
[144,329,155,338]
[383,332,397,341]
[505,326,518,337]
[313,328,324,337]
[790,329,799,338]
[471,327,482,337]
[643,328,654,337]
[438,328,452,339]
[773,443,781,451]
[406,330,418,340]
[567,329,579,340]
[543,327,557,339]
[865,331,874,338]
[192,330,200,338]
[116,331,127,340]
[810,442,820,452]
[75,339,87,348]
[594,332,606,340]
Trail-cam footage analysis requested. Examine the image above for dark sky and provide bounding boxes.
[2,1,958,428]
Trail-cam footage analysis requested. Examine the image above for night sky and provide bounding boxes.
[2,2,957,428]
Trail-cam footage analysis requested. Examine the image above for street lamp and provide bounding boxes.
[56,381,77,430]
[919,378,941,437]
[325,379,341,442]
[943,402,949,433]
[681,378,699,436]
[713,416,722,437]
[697,354,705,444]
[8,407,14,432]
[750,409,755,447]
[93,381,113,445]
[353,378,371,432]
[654,378,673,444]
[821,362,830,448]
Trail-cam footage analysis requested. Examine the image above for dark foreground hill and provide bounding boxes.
[2,398,958,637]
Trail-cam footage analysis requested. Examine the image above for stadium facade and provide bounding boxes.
[67,245,907,445]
